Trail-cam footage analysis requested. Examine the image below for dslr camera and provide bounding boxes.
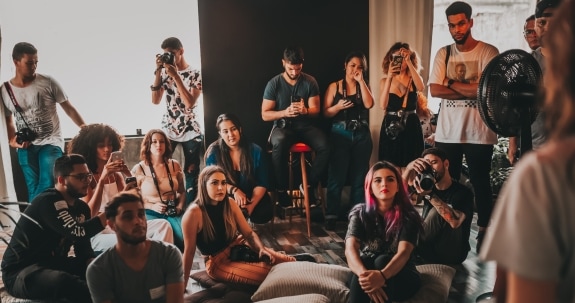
[159,52,175,65]
[276,118,291,129]
[346,120,361,131]
[16,128,38,144]
[165,199,178,217]
[385,120,404,140]
[229,245,260,262]
[419,166,437,191]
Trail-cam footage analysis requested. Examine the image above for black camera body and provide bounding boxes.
[165,199,178,217]
[419,167,437,191]
[276,118,291,129]
[229,245,260,262]
[385,120,405,139]
[160,52,175,65]
[16,128,38,144]
[346,120,360,131]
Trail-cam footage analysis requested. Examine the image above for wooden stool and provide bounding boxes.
[288,142,318,237]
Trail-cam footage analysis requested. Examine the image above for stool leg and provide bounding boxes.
[300,152,311,237]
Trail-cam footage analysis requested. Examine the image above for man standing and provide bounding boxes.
[428,1,499,253]
[1,154,105,302]
[151,37,203,204]
[1,42,86,202]
[87,191,184,303]
[523,15,540,51]
[261,46,329,206]
[403,148,474,265]
[508,0,560,164]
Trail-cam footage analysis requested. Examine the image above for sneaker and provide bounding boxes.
[476,230,486,254]
[299,184,321,207]
[292,253,317,263]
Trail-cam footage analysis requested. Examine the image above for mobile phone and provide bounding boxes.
[391,54,403,72]
[110,151,124,162]
[291,95,303,103]
[125,176,136,184]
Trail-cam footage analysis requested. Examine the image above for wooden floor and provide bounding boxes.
[190,205,496,303]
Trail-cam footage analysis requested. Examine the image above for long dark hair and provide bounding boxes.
[67,123,124,174]
[205,113,255,186]
[351,161,422,241]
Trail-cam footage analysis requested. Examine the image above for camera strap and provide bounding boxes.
[3,82,35,131]
[148,159,175,204]
[341,79,362,121]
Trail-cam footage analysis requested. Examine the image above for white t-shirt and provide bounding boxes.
[1,74,68,149]
[428,42,499,144]
[480,138,575,302]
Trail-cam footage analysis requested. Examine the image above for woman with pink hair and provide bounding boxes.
[345,161,422,303]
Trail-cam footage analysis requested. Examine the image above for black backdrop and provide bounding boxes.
[198,0,369,150]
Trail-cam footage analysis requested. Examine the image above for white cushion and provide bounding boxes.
[255,294,330,303]
[396,264,456,303]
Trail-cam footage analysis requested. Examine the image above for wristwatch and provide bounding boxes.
[447,79,455,89]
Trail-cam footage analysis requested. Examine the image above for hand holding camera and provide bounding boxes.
[407,158,437,193]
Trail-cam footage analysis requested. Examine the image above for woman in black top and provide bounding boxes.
[323,51,375,229]
[181,166,311,287]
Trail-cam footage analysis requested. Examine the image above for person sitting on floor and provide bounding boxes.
[205,113,274,224]
[1,154,105,302]
[86,190,184,303]
[181,165,315,287]
[403,147,474,265]
[345,161,423,303]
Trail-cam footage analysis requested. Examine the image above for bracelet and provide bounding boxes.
[380,270,387,282]
[150,84,162,91]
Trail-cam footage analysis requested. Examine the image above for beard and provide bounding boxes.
[453,30,471,45]
[117,228,146,245]
[66,185,87,199]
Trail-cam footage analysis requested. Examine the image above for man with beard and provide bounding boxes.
[508,0,560,164]
[1,154,106,302]
[403,148,474,265]
[87,191,184,303]
[428,1,499,254]
[262,46,329,208]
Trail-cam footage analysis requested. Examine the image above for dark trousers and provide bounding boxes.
[326,122,372,219]
[418,208,468,264]
[269,124,329,190]
[435,142,494,227]
[3,258,92,302]
[170,136,203,204]
[349,254,421,303]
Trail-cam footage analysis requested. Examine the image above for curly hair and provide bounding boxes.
[381,42,421,75]
[67,123,124,173]
[140,129,173,165]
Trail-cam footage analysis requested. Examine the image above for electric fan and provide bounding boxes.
[477,49,542,156]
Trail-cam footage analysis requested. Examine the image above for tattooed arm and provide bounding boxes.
[426,193,466,229]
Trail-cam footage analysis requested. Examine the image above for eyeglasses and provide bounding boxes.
[523,29,536,37]
[65,173,94,182]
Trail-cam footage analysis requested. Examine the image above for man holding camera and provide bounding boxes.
[151,37,202,204]
[403,148,474,265]
[261,46,329,207]
[1,42,86,202]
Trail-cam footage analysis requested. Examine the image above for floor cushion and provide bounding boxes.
[396,264,456,303]
[255,294,330,303]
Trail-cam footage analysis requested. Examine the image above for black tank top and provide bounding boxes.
[196,201,232,256]
[332,80,368,122]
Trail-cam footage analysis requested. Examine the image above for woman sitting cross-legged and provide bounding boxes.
[67,123,174,254]
[205,113,273,224]
[132,129,185,250]
[182,165,315,287]
[345,161,423,303]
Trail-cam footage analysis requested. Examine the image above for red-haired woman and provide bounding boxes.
[345,161,422,303]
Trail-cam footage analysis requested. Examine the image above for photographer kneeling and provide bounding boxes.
[402,148,474,265]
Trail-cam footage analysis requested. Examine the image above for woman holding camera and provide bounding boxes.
[182,165,315,287]
[378,42,425,169]
[68,124,174,253]
[205,113,273,224]
[132,129,186,250]
[345,161,422,303]
[323,51,374,230]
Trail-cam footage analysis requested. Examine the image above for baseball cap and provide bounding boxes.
[535,0,561,18]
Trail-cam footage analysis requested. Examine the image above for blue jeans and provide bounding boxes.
[17,144,63,202]
[145,209,184,250]
[326,122,372,219]
[170,136,203,204]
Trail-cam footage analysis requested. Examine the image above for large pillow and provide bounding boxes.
[251,262,352,303]
[255,294,330,303]
[396,264,456,303]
